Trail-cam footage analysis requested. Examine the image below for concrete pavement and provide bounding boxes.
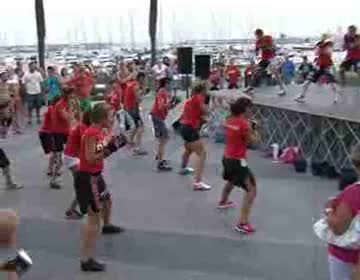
[0,101,338,280]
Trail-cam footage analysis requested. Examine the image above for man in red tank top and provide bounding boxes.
[340,25,360,86]
[295,34,340,103]
[75,103,126,272]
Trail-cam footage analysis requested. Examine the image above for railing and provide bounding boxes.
[252,104,360,170]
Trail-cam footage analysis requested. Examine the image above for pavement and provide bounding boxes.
[0,91,341,280]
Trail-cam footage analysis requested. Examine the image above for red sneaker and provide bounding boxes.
[217,201,236,209]
[234,223,256,234]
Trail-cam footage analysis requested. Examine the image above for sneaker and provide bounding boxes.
[294,95,305,103]
[50,182,62,190]
[178,167,194,175]
[234,223,256,234]
[217,201,236,209]
[157,161,173,172]
[6,182,24,190]
[193,181,212,191]
[81,258,106,272]
[278,90,286,96]
[102,224,125,235]
[65,209,83,220]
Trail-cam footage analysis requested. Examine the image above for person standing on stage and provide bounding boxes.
[295,34,340,103]
[226,59,241,89]
[150,78,173,171]
[340,25,360,87]
[218,97,258,234]
[122,73,148,156]
[179,82,211,191]
[75,103,125,272]
[23,62,44,125]
[252,29,286,96]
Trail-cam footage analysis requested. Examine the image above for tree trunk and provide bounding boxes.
[35,0,46,69]
[149,0,158,66]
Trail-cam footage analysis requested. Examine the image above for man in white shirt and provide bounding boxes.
[23,62,44,125]
[152,59,168,89]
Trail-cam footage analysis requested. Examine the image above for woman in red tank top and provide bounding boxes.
[179,83,212,191]
[75,103,126,272]
[218,97,259,234]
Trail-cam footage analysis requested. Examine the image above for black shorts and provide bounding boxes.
[151,114,169,139]
[228,83,239,89]
[52,133,68,153]
[180,124,200,143]
[222,157,256,192]
[0,148,10,169]
[258,59,271,70]
[126,108,143,128]
[309,68,336,83]
[39,132,54,154]
[341,59,360,72]
[74,172,108,215]
[26,93,43,110]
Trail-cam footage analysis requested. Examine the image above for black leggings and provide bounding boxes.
[0,148,10,169]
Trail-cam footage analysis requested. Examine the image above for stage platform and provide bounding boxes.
[208,85,360,171]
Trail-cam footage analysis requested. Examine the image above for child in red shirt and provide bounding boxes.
[64,111,91,219]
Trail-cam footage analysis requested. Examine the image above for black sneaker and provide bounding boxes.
[102,224,125,235]
[81,258,106,272]
[157,161,173,172]
[50,182,62,190]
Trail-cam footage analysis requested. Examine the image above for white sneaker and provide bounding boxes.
[193,181,212,191]
[295,95,305,103]
[278,90,286,96]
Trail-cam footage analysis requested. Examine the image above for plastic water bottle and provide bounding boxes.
[271,143,279,162]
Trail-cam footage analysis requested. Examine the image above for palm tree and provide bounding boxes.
[149,0,158,66]
[35,0,46,69]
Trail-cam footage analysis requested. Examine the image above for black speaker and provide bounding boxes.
[195,55,211,79]
[177,47,193,74]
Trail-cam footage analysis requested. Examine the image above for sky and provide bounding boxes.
[1,0,360,46]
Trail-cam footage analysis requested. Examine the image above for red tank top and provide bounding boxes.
[64,123,88,158]
[39,105,54,133]
[123,81,138,110]
[79,126,105,173]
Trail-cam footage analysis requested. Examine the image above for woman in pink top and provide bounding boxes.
[327,143,360,280]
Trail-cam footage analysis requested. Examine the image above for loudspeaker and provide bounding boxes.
[195,55,211,79]
[177,47,193,74]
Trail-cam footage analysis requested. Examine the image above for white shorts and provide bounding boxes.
[63,155,79,170]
